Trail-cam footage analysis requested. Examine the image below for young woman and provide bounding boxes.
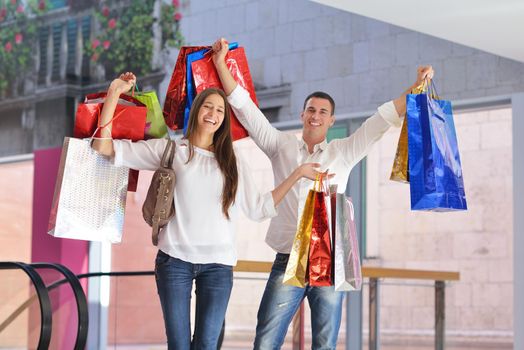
[91,73,325,350]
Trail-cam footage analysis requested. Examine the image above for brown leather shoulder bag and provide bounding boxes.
[142,140,176,245]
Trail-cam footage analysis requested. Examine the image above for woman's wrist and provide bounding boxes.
[214,58,227,69]
[107,85,123,97]
[294,166,303,181]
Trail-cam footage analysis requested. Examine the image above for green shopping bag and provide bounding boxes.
[133,87,168,139]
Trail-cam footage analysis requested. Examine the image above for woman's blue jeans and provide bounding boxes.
[254,253,345,350]
[155,250,233,350]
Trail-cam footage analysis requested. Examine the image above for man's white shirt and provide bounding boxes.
[228,85,401,253]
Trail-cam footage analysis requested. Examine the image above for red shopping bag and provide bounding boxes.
[308,177,333,287]
[74,92,146,192]
[191,47,257,141]
[163,46,208,131]
[74,92,147,141]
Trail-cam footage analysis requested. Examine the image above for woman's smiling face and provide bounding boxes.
[196,93,226,134]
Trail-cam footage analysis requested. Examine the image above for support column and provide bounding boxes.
[512,93,524,350]
[347,118,365,350]
[151,0,162,71]
[59,22,68,81]
[435,281,445,350]
[74,19,83,77]
[46,26,53,86]
[86,242,111,350]
[369,278,380,350]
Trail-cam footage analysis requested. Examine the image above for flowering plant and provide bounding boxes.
[0,0,49,94]
[85,0,184,77]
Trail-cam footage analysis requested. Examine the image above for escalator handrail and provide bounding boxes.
[0,261,52,350]
[76,270,154,279]
[31,262,89,350]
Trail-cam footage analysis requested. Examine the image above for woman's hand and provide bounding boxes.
[271,163,334,207]
[212,38,229,67]
[91,72,135,157]
[296,163,335,181]
[108,72,137,95]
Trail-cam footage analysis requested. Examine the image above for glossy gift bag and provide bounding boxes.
[308,177,333,287]
[48,137,129,243]
[163,46,208,131]
[407,81,467,211]
[283,182,317,288]
[191,44,255,141]
[170,45,235,134]
[333,195,362,291]
[133,89,168,139]
[74,92,147,141]
[389,84,427,183]
[390,117,409,183]
[74,92,146,192]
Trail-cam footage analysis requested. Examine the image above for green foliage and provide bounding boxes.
[85,0,184,77]
[0,0,185,94]
[160,0,184,49]
[0,0,49,93]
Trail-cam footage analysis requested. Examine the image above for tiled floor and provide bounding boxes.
[108,338,513,350]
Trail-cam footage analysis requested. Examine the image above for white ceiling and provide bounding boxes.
[310,0,524,63]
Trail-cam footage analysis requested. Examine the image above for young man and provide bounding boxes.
[212,38,434,349]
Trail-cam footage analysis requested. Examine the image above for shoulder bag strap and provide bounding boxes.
[160,140,176,168]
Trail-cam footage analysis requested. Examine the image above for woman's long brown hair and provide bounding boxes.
[184,88,238,220]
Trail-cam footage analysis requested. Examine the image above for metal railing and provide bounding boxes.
[0,262,88,350]
[31,263,89,350]
[363,266,460,350]
[0,262,52,350]
[235,261,460,350]
[1,260,459,350]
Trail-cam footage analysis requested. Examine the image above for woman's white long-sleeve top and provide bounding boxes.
[113,138,277,266]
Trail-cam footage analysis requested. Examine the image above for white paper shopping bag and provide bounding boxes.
[48,137,129,243]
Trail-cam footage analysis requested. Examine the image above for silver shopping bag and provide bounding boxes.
[48,137,129,243]
[334,195,362,291]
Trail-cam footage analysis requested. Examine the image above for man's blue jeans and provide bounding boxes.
[154,250,233,350]
[254,253,345,350]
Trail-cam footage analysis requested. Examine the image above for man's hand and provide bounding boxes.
[413,65,434,90]
[393,65,435,117]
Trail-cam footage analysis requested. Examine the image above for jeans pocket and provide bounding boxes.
[273,253,290,272]
[155,250,171,268]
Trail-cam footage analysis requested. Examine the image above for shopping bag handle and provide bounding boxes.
[90,108,127,140]
[313,173,331,195]
[321,171,331,196]
[314,174,321,192]
[131,83,140,97]
[84,91,146,107]
[202,41,239,59]
[427,78,441,100]
[417,78,441,101]
[424,78,440,100]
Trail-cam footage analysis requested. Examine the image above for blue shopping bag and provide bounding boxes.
[183,42,239,134]
[407,81,467,211]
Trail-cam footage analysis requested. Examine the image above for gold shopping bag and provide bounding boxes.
[283,177,319,287]
[389,117,409,183]
[389,83,427,183]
